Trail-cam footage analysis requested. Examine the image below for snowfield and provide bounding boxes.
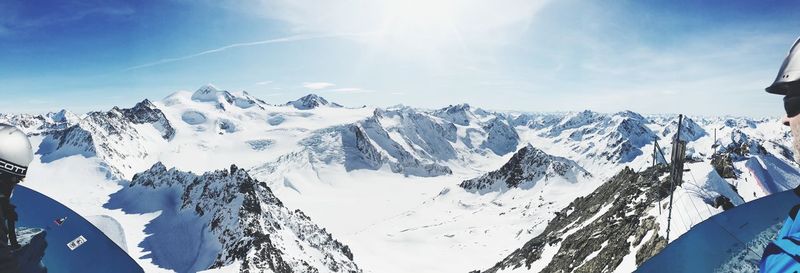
[3,84,799,273]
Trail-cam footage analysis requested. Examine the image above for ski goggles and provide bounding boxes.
[785,89,800,121]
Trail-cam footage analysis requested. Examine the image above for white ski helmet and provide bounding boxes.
[767,36,800,94]
[0,124,32,178]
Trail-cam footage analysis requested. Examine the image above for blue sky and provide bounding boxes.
[1,0,798,117]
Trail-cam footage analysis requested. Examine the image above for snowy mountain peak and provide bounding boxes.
[195,83,219,95]
[120,163,362,273]
[460,144,591,192]
[119,99,175,140]
[616,110,646,120]
[448,103,471,111]
[191,84,235,105]
[481,117,520,155]
[539,110,656,164]
[434,103,475,126]
[0,109,81,135]
[723,117,758,129]
[37,99,176,178]
[661,116,707,142]
[46,109,79,123]
[556,110,599,129]
[184,84,268,110]
[286,94,342,110]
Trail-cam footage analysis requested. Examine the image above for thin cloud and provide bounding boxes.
[123,33,368,71]
[303,82,335,90]
[1,2,134,36]
[329,87,374,94]
[255,81,273,85]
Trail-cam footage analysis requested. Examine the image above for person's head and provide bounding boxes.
[768,37,800,163]
[0,124,32,185]
[783,114,800,164]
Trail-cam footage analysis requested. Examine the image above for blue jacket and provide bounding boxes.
[761,205,800,273]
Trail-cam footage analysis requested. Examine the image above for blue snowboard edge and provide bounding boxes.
[10,185,144,273]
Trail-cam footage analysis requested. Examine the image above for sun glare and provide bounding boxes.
[370,0,466,54]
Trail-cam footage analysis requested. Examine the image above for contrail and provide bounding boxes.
[122,32,369,71]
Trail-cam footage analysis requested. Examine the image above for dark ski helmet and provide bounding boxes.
[767,37,800,95]
[0,124,32,179]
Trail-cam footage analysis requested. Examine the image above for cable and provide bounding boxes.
[672,194,691,232]
[685,169,719,217]
[683,187,706,226]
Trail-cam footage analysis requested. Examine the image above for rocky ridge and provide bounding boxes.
[126,163,361,273]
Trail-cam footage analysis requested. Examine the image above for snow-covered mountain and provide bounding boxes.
[261,104,521,178]
[659,116,707,142]
[473,161,745,273]
[191,84,270,110]
[535,110,656,166]
[286,94,343,110]
[460,144,591,193]
[467,114,798,272]
[108,162,360,273]
[10,84,800,273]
[0,109,80,135]
[36,99,174,178]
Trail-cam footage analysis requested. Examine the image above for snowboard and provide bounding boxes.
[8,185,144,273]
[637,188,800,272]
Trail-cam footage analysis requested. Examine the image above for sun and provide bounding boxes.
[368,0,467,54]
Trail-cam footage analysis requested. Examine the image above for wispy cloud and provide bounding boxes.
[303,82,335,90]
[329,87,374,94]
[0,2,134,37]
[123,33,368,71]
[255,80,273,85]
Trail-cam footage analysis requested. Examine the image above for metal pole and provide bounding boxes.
[652,136,657,168]
[656,142,668,166]
[666,114,683,243]
[653,137,661,215]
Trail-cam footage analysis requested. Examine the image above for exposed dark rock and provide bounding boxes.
[126,163,361,273]
[118,99,176,140]
[710,153,737,179]
[713,195,735,211]
[460,144,590,192]
[635,219,667,266]
[476,165,672,273]
[13,227,47,273]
